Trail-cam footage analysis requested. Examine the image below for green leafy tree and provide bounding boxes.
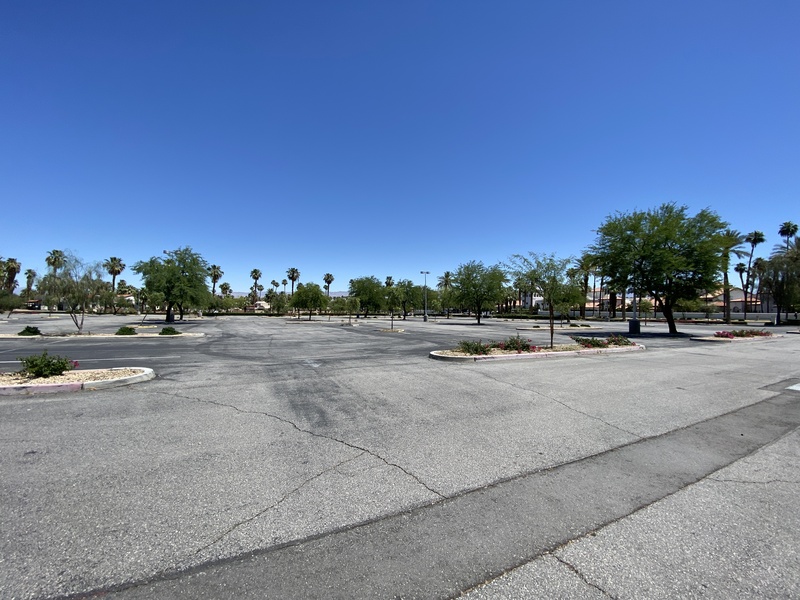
[760,253,799,324]
[52,254,106,332]
[323,273,334,296]
[270,291,289,316]
[287,267,300,295]
[133,247,211,323]
[290,282,328,320]
[591,203,726,334]
[451,261,507,325]
[219,282,232,298]
[348,276,384,318]
[384,276,394,288]
[396,279,422,319]
[507,253,584,347]
[0,290,22,315]
[209,264,224,296]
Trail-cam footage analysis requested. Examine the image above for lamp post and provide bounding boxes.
[420,271,430,322]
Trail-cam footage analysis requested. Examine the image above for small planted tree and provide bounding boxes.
[451,261,507,325]
[290,282,328,320]
[507,253,584,347]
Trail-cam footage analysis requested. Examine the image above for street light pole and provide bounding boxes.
[420,271,430,322]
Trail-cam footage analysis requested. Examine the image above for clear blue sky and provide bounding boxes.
[2,1,798,293]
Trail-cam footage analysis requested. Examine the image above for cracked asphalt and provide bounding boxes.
[1,313,798,599]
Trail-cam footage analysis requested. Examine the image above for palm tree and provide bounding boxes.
[323,273,334,297]
[207,265,223,296]
[734,262,747,315]
[743,231,765,318]
[23,268,37,299]
[384,276,394,288]
[437,271,453,318]
[779,221,798,252]
[102,257,126,293]
[287,267,300,295]
[250,269,262,302]
[720,229,746,324]
[219,282,232,298]
[270,279,279,292]
[3,258,22,294]
[281,279,288,294]
[3,258,21,293]
[46,249,65,275]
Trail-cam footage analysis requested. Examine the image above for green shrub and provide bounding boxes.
[115,326,137,335]
[18,326,41,336]
[492,335,538,353]
[570,336,607,348]
[159,326,182,336]
[607,333,634,346]
[457,339,492,355]
[18,350,78,378]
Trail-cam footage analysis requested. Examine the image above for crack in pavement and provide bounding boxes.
[192,452,367,556]
[474,370,643,440]
[152,389,446,499]
[708,477,800,485]
[553,554,617,598]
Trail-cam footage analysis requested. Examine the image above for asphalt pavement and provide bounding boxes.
[1,312,798,599]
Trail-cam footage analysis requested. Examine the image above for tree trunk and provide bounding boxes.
[475,304,482,325]
[549,306,555,348]
[178,303,185,320]
[662,304,678,334]
[166,302,175,323]
[723,272,731,324]
[609,292,617,318]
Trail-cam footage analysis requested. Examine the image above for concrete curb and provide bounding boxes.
[0,368,155,396]
[690,335,781,343]
[0,333,202,339]
[429,344,646,362]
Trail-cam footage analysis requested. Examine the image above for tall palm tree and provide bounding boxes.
[3,258,21,293]
[384,276,394,288]
[270,279,279,292]
[720,229,746,324]
[219,282,232,298]
[287,267,300,295]
[102,257,126,293]
[209,264,223,296]
[323,273,334,297]
[779,221,798,252]
[437,271,453,318]
[250,269,262,302]
[281,279,288,294]
[743,231,765,318]
[23,268,37,299]
[46,249,65,275]
[734,262,747,315]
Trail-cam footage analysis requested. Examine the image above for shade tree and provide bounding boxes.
[591,203,727,334]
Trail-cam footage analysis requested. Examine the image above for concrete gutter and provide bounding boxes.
[0,368,155,396]
[429,344,646,362]
[690,335,781,343]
